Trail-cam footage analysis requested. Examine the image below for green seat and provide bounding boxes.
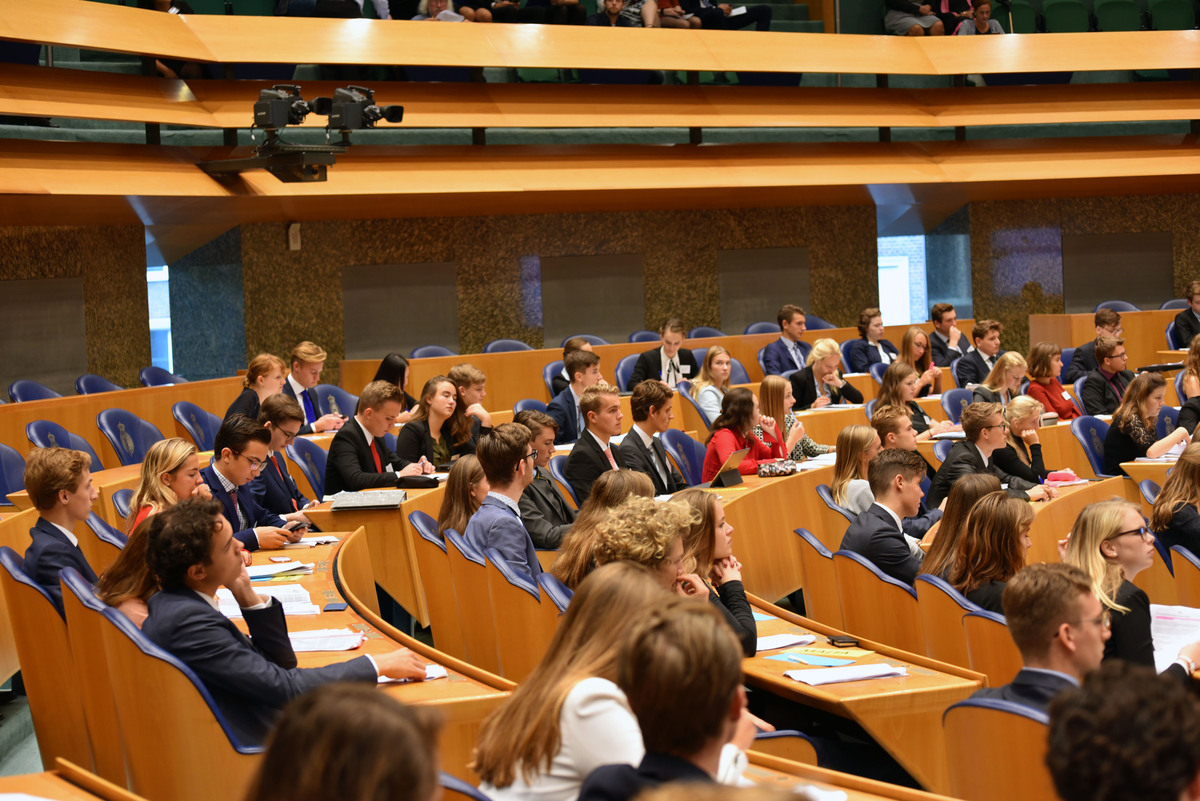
[1094,0,1142,28]
[1008,0,1039,31]
[1148,0,1195,27]
[1042,0,1089,30]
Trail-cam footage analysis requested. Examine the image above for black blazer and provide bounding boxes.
[970,668,1076,715]
[1154,501,1200,560]
[930,331,967,368]
[1080,368,1134,416]
[789,364,864,411]
[200,464,286,550]
[709,582,756,657]
[579,752,712,801]
[518,468,577,549]
[393,418,479,467]
[224,388,261,423]
[24,517,98,614]
[564,432,627,504]
[972,386,1006,406]
[1063,340,1098,384]
[247,452,310,515]
[992,440,1049,484]
[628,347,700,388]
[324,422,411,495]
[965,580,1006,615]
[926,440,1037,508]
[1178,396,1200,434]
[1176,308,1200,350]
[840,503,923,585]
[282,381,321,436]
[616,428,688,495]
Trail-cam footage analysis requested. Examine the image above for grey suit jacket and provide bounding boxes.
[519,468,576,549]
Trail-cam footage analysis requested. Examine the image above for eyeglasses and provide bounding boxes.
[982,422,1009,432]
[233,451,265,472]
[1065,611,1112,631]
[1111,351,1128,360]
[277,428,299,443]
[1112,525,1153,541]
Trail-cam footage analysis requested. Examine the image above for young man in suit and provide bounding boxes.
[142,498,427,747]
[926,402,1051,508]
[929,303,968,367]
[618,379,688,496]
[954,319,1005,387]
[547,349,603,445]
[21,447,98,613]
[248,394,315,517]
[839,448,930,585]
[550,337,595,397]
[629,318,699,389]
[283,341,345,435]
[578,601,750,801]
[565,383,627,504]
[971,563,1108,713]
[201,414,306,551]
[761,304,812,376]
[1175,279,1200,352]
[464,422,541,577]
[1081,335,1135,416]
[514,409,576,549]
[325,380,432,495]
[1063,309,1123,383]
[871,406,942,537]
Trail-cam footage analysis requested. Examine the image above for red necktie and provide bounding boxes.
[370,439,383,472]
[272,454,299,511]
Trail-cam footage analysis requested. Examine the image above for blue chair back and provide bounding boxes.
[834,548,918,599]
[139,366,187,386]
[26,419,105,471]
[0,444,24,507]
[1135,482,1174,572]
[864,398,877,419]
[96,409,164,466]
[943,694,1049,725]
[409,509,445,548]
[286,436,327,500]
[756,346,767,375]
[729,356,751,385]
[440,772,494,801]
[0,546,50,607]
[916,573,980,612]
[538,572,573,612]
[744,321,777,335]
[868,362,888,384]
[514,398,548,414]
[483,339,532,353]
[675,384,713,431]
[1059,347,1075,384]
[615,353,639,392]
[543,360,564,396]
[485,547,540,594]
[384,431,397,454]
[941,388,973,424]
[950,356,963,387]
[805,314,836,330]
[445,528,485,564]
[548,454,579,506]
[689,326,725,339]
[75,374,122,394]
[691,348,707,370]
[629,330,660,343]
[412,345,457,358]
[9,379,62,402]
[1072,376,1088,411]
[314,384,358,418]
[1163,298,1190,310]
[1070,415,1114,477]
[562,334,609,346]
[816,483,855,523]
[1158,405,1181,439]
[933,439,954,463]
[86,512,128,550]
[172,401,221,452]
[1176,370,1188,406]
[1168,320,1183,350]
[1095,300,1140,312]
[838,340,855,373]
[113,488,134,521]
[661,429,706,487]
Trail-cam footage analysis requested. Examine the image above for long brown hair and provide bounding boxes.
[706,387,755,443]
[920,473,1003,578]
[411,376,472,447]
[876,361,917,411]
[673,487,718,576]
[436,455,485,536]
[900,326,932,374]
[96,515,161,608]
[945,491,1034,594]
[1113,371,1165,436]
[758,375,790,430]
[1151,443,1200,533]
[471,563,665,787]
[551,470,655,588]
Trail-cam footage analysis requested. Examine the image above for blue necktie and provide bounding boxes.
[300,390,317,424]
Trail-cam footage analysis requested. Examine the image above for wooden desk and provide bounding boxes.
[745,753,960,801]
[0,766,144,801]
[1029,310,1175,375]
[795,405,870,448]
[1120,459,1173,488]
[745,597,983,794]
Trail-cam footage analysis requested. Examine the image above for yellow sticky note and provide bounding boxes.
[790,646,875,659]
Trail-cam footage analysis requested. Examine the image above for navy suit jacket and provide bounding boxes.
[616,428,688,495]
[565,431,627,504]
[464,495,542,578]
[201,464,285,551]
[844,338,899,373]
[24,517,97,614]
[840,503,923,586]
[970,668,1076,715]
[1063,340,1098,384]
[547,387,583,445]
[954,349,1003,387]
[929,331,967,368]
[579,752,713,801]
[762,337,812,376]
[143,588,376,746]
[246,452,309,517]
[1081,368,1134,416]
[282,381,321,436]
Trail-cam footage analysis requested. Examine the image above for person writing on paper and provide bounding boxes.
[928,303,967,368]
[325,381,433,495]
[789,338,862,411]
[465,423,542,578]
[142,499,427,747]
[844,307,899,374]
[701,388,786,482]
[898,326,942,397]
[926,402,1050,508]
[692,346,733,423]
[1150,443,1200,559]
[629,318,699,390]
[1026,342,1081,422]
[283,341,345,435]
[514,410,576,549]
[395,376,479,468]
[250,395,317,520]
[839,448,930,585]
[969,563,1108,713]
[618,380,689,496]
[943,491,1034,614]
[1103,371,1189,477]
[551,470,656,589]
[201,415,308,551]
[756,375,832,461]
[990,396,1055,484]
[548,349,604,445]
[875,361,956,441]
[126,437,212,531]
[564,383,627,504]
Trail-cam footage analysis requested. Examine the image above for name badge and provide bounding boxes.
[681,364,691,375]
[384,462,393,472]
[1062,391,1072,400]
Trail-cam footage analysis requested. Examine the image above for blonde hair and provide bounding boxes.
[592,495,696,570]
[692,346,731,395]
[804,337,840,368]
[672,488,718,576]
[1064,499,1141,613]
[127,438,198,531]
[290,341,326,367]
[551,470,656,588]
[1003,395,1045,462]
[830,425,877,506]
[758,375,790,427]
[243,353,285,390]
[981,351,1028,395]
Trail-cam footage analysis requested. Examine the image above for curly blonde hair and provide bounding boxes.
[592,496,697,570]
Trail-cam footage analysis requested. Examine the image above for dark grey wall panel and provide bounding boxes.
[342,262,459,360]
[538,254,645,347]
[1062,232,1173,314]
[0,278,87,396]
[717,248,811,334]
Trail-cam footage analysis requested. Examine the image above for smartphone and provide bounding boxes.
[323,602,348,612]
[284,520,308,532]
[827,635,859,648]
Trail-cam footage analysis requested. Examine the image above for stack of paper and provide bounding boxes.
[283,535,340,548]
[246,561,314,579]
[756,633,817,651]
[217,585,321,618]
[1151,604,1200,674]
[289,629,364,652]
[784,663,907,686]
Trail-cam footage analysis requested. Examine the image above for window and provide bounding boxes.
[147,265,173,373]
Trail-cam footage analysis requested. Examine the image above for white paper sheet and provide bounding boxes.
[217,585,321,618]
[246,561,314,579]
[784,663,908,686]
[1151,604,1200,674]
[756,633,817,651]
[283,535,340,548]
[288,628,364,652]
[379,664,449,683]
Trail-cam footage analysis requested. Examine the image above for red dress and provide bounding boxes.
[130,504,154,531]
[1027,378,1081,421]
[702,427,785,482]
